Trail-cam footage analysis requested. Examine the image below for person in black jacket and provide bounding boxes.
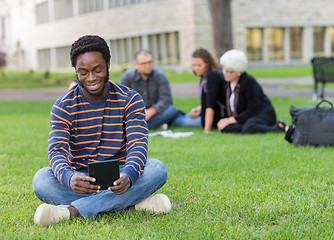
[172,48,225,132]
[217,49,285,133]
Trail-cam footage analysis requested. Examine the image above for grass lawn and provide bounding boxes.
[247,65,312,79]
[0,70,76,89]
[1,97,334,239]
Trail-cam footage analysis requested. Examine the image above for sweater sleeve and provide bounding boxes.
[205,72,223,109]
[48,101,75,187]
[122,92,148,184]
[235,76,263,124]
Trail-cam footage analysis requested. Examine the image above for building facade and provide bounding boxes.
[233,0,334,67]
[0,0,11,67]
[3,0,334,72]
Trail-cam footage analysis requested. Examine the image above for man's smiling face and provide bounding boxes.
[75,51,110,101]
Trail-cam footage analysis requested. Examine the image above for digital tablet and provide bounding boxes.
[88,159,120,190]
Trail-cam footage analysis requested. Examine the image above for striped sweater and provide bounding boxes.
[48,81,148,187]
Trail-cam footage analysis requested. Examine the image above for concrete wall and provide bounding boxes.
[231,0,334,65]
[7,0,215,72]
[5,0,334,71]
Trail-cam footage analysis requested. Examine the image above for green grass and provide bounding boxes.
[1,97,334,239]
[0,66,313,89]
[160,65,313,83]
[247,65,312,79]
[0,69,75,89]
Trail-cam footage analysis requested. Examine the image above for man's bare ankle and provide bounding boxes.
[125,205,135,211]
[68,205,81,218]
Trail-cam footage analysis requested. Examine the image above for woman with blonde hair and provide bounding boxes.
[217,49,285,133]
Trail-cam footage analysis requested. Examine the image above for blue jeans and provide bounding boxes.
[147,105,179,129]
[172,113,202,128]
[32,158,167,219]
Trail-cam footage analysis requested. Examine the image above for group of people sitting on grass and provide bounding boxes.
[173,48,286,133]
[32,35,285,227]
[119,45,286,134]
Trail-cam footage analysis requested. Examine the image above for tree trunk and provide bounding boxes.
[208,0,233,59]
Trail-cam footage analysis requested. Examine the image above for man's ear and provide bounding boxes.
[107,60,110,69]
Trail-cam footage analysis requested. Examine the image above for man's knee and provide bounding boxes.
[160,105,179,122]
[32,167,52,195]
[166,105,179,116]
[146,158,168,183]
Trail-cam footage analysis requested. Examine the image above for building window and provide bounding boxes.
[246,28,263,61]
[290,27,302,59]
[167,32,180,64]
[148,32,179,65]
[109,32,180,66]
[56,46,71,68]
[313,27,325,57]
[330,27,334,55]
[109,0,146,8]
[79,0,104,15]
[36,1,49,24]
[148,34,160,62]
[38,49,51,70]
[109,0,123,7]
[268,28,284,60]
[54,0,73,20]
[111,39,125,65]
[110,39,118,65]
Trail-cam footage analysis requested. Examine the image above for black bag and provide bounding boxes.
[285,100,334,146]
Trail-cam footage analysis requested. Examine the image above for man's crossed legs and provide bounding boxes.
[32,158,171,226]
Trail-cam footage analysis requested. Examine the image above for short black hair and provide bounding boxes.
[70,35,111,67]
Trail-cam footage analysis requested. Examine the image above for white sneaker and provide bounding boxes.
[160,123,168,131]
[135,194,171,213]
[34,203,70,226]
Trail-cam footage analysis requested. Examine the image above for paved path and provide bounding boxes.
[0,88,67,101]
[0,77,333,100]
[171,76,334,100]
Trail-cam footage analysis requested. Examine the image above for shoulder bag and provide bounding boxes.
[285,99,334,146]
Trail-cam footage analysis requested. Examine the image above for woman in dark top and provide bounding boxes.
[217,49,284,133]
[172,48,225,132]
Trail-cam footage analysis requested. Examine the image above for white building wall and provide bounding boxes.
[6,0,215,72]
[192,0,215,59]
[7,0,36,70]
[5,0,334,71]
[0,0,12,65]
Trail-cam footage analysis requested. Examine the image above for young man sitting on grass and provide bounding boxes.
[32,35,171,226]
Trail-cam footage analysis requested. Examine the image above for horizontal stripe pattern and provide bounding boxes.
[48,81,148,187]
